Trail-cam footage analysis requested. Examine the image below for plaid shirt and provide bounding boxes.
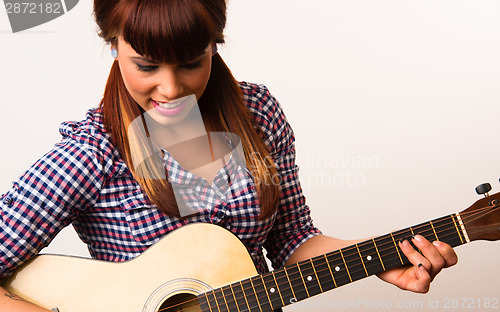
[0,82,321,278]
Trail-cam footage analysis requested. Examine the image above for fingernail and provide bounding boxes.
[413,234,423,242]
[400,239,410,248]
[432,241,440,247]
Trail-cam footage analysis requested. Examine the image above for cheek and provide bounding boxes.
[192,64,213,98]
[119,63,151,101]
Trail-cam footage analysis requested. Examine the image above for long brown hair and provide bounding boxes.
[93,0,279,219]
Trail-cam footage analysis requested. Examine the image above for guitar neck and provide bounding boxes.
[199,213,469,312]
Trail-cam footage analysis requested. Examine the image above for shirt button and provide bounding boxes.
[3,196,13,206]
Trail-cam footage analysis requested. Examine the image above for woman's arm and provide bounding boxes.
[285,234,458,293]
[0,285,52,312]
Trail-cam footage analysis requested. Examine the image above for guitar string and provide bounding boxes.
[159,206,499,312]
[200,222,500,312]
[161,208,500,312]
[157,206,499,312]
[159,223,473,312]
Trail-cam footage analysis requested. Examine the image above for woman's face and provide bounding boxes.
[114,36,213,125]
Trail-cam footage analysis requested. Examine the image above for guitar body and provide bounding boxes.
[3,188,500,312]
[2,223,258,312]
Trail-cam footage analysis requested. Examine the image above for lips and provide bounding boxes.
[150,98,188,116]
[152,99,184,109]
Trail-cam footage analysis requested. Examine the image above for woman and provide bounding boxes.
[0,0,457,311]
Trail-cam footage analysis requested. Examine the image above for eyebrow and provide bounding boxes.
[130,50,208,64]
[130,56,158,63]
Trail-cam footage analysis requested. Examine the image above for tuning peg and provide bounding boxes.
[475,183,492,197]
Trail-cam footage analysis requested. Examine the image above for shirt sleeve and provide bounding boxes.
[0,121,105,278]
[245,83,322,269]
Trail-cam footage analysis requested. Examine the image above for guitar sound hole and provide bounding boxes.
[158,293,201,312]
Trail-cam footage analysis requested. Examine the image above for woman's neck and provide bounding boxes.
[144,103,208,149]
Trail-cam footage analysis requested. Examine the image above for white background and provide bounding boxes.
[1,1,500,311]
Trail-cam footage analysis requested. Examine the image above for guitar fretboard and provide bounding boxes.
[198,213,466,312]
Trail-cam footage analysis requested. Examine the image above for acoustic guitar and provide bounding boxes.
[2,183,500,312]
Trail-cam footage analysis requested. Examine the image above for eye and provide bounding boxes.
[180,61,202,70]
[135,64,158,72]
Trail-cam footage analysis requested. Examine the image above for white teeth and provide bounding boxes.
[154,100,183,109]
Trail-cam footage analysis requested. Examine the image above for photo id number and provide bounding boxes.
[5,2,62,14]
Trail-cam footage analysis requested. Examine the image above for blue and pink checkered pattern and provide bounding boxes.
[0,82,321,277]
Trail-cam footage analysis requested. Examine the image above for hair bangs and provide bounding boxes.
[122,0,216,64]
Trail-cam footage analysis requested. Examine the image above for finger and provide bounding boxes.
[399,239,431,271]
[411,235,446,278]
[432,240,458,268]
[412,263,432,293]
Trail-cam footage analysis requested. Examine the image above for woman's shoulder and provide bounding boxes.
[58,107,117,160]
[57,107,111,153]
[58,107,106,136]
[57,107,127,177]
[239,81,272,101]
[238,81,293,153]
[238,81,281,118]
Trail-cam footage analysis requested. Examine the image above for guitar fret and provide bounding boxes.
[297,260,322,298]
[214,288,228,312]
[310,258,323,293]
[357,240,384,276]
[355,244,369,277]
[210,290,222,312]
[283,264,308,301]
[198,293,211,312]
[409,226,422,253]
[326,250,351,287]
[249,279,263,312]
[437,215,465,247]
[452,214,464,244]
[222,285,238,312]
[240,281,252,311]
[271,271,285,306]
[283,267,297,302]
[429,220,439,241]
[390,233,404,265]
[391,228,414,265]
[231,281,250,312]
[261,272,279,310]
[251,276,272,312]
[338,249,352,282]
[340,246,367,282]
[372,238,385,271]
[297,263,310,298]
[377,234,406,269]
[412,222,436,245]
[273,267,293,306]
[323,254,338,288]
[220,287,231,312]
[307,255,334,294]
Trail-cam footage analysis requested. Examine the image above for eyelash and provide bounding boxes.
[135,61,202,72]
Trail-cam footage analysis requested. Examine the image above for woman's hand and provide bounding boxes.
[376,235,458,293]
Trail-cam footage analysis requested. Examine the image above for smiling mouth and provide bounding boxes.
[152,99,185,109]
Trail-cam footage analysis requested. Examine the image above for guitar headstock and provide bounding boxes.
[460,183,500,242]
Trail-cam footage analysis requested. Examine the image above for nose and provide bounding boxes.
[157,69,184,101]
